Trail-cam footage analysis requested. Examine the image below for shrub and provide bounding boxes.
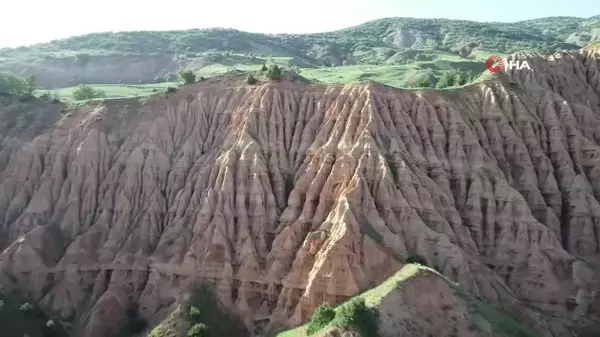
[185,285,249,337]
[246,74,258,84]
[306,303,336,335]
[266,64,282,80]
[166,86,177,93]
[189,306,201,320]
[334,298,379,337]
[405,72,435,88]
[43,319,58,337]
[72,84,106,101]
[0,73,36,97]
[405,254,428,266]
[260,63,268,71]
[188,323,208,337]
[20,302,33,312]
[179,70,196,84]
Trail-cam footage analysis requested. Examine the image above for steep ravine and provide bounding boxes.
[0,48,600,337]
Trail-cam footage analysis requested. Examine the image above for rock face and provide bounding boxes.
[0,48,600,337]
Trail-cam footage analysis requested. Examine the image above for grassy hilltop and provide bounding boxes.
[0,15,599,101]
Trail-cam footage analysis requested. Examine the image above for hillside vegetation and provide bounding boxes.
[0,15,598,92]
[0,287,69,337]
[2,16,599,62]
[277,264,540,337]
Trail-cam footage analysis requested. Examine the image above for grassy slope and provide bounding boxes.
[33,50,490,102]
[36,83,178,102]
[277,264,540,337]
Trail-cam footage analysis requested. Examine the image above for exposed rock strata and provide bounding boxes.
[0,48,600,336]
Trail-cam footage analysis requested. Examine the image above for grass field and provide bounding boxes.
[36,51,489,103]
[36,82,179,102]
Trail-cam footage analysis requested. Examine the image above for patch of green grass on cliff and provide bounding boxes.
[276,264,422,337]
[0,287,68,337]
[453,287,540,337]
[277,264,540,337]
[422,267,540,337]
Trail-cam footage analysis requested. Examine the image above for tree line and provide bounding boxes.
[0,73,36,98]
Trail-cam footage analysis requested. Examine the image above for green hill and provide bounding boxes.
[2,15,599,61]
[0,15,598,97]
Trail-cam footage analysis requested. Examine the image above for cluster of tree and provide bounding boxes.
[179,70,196,84]
[0,73,36,98]
[72,84,106,101]
[262,63,282,80]
[404,69,479,89]
[306,297,379,336]
[435,69,477,88]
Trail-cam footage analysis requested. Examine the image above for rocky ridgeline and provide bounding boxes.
[0,48,599,337]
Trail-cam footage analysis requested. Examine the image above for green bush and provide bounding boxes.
[166,86,177,93]
[19,303,33,312]
[306,303,336,335]
[72,84,106,101]
[188,323,208,337]
[266,64,282,80]
[405,254,428,266]
[405,73,435,88]
[334,298,379,337]
[436,69,474,89]
[260,63,268,71]
[189,306,201,320]
[179,70,196,84]
[0,73,36,98]
[246,74,258,84]
[185,285,249,337]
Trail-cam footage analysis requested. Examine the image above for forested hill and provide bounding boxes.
[2,15,599,63]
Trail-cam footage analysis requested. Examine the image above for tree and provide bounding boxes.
[261,63,268,71]
[266,64,282,80]
[188,323,208,337]
[246,74,258,84]
[0,73,33,97]
[436,71,456,89]
[405,73,434,88]
[307,303,336,335]
[179,69,196,84]
[24,75,36,95]
[72,84,106,101]
[189,306,201,320]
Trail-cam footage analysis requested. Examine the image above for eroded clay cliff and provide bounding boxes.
[1,47,600,337]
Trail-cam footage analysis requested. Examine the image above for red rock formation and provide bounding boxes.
[0,47,600,336]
